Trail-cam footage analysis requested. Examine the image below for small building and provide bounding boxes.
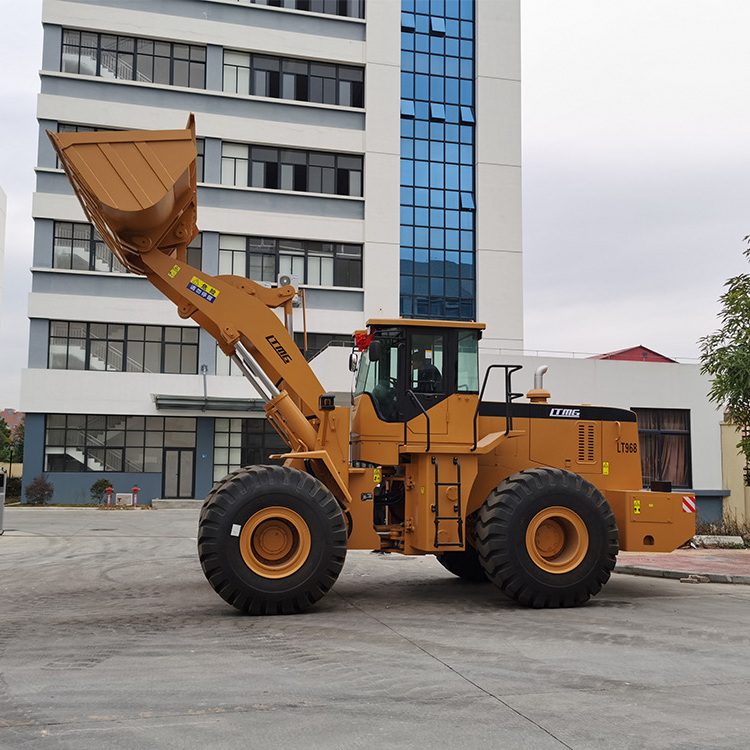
[589,346,678,364]
[1,409,25,434]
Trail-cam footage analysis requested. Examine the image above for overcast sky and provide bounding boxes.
[2,0,750,410]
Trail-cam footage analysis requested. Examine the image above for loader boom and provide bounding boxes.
[48,117,353,495]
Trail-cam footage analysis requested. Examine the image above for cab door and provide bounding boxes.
[399,329,448,423]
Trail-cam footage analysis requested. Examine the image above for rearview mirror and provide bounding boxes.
[368,340,382,362]
[348,352,359,372]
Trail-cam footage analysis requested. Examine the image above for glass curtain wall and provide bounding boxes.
[399,0,476,320]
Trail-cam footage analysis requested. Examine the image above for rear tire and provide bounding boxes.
[475,468,618,608]
[436,546,488,582]
[198,465,347,615]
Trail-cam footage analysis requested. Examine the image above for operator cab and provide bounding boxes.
[354,319,484,423]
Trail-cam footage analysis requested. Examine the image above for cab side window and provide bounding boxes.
[457,329,479,393]
[410,333,445,394]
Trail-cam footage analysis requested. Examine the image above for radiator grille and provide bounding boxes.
[578,422,596,464]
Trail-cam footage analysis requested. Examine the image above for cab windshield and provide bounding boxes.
[354,331,402,422]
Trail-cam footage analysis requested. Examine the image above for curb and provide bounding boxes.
[615,565,750,585]
[151,499,203,510]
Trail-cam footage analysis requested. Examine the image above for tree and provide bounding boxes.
[11,416,24,463]
[0,418,10,462]
[90,478,112,504]
[699,242,750,462]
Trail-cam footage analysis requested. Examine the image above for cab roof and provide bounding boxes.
[367,318,486,331]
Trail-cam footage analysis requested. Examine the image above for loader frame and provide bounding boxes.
[49,117,696,614]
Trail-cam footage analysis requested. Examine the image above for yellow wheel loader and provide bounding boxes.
[49,118,696,615]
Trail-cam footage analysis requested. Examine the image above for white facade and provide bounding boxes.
[475,1,523,349]
[23,0,523,502]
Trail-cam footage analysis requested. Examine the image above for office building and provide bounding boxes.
[22,0,522,502]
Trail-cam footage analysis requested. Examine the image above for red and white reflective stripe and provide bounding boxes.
[682,495,696,514]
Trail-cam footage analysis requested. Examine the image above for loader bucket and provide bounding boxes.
[47,115,199,274]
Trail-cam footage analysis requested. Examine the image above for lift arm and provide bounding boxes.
[48,116,347,476]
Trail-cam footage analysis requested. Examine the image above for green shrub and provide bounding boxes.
[90,478,113,504]
[25,475,54,506]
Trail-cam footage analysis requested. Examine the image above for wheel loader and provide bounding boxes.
[48,117,696,614]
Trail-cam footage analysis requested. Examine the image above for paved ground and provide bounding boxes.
[1,507,749,750]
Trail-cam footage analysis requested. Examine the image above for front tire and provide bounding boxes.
[198,465,347,615]
[475,468,618,608]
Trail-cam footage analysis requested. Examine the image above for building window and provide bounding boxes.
[53,222,127,273]
[632,408,692,489]
[195,138,205,183]
[52,222,202,272]
[61,30,206,88]
[185,232,203,269]
[44,415,196,473]
[223,51,364,108]
[213,418,287,482]
[48,322,199,374]
[241,0,365,19]
[218,235,362,288]
[399,1,476,320]
[221,143,363,197]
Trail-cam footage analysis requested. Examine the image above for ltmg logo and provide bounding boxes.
[549,408,581,418]
[266,335,292,364]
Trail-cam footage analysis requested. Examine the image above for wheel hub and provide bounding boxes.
[534,519,566,557]
[525,506,589,574]
[239,507,312,579]
[254,520,294,560]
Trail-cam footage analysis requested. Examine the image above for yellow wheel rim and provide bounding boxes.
[525,506,589,574]
[239,507,312,579]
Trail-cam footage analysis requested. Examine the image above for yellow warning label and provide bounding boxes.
[373,468,382,484]
[188,276,220,303]
[602,461,610,476]
[634,499,641,515]
[169,264,180,278]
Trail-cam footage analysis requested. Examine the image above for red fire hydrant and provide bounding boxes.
[105,486,114,506]
[132,486,139,508]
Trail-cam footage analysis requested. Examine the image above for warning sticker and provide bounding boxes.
[188,276,220,303]
[682,495,696,514]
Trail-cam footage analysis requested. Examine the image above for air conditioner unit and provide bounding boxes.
[277,273,299,291]
[277,274,302,306]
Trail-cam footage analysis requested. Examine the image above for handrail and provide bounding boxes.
[405,390,431,453]
[471,364,523,451]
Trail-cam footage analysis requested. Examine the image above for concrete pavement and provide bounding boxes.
[2,507,750,750]
[4,505,750,583]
